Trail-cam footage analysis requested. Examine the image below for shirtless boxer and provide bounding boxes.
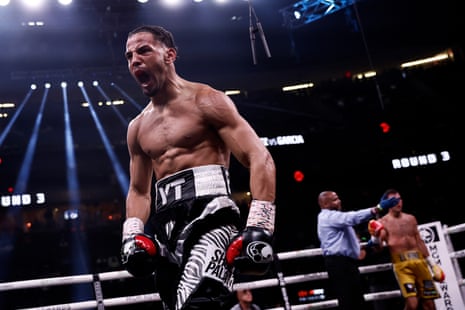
[120,25,276,310]
[369,188,444,310]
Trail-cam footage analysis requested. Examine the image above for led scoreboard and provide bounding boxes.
[1,192,46,207]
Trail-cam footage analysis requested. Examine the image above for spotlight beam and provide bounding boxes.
[14,86,49,193]
[94,83,129,126]
[61,84,80,207]
[0,88,35,147]
[110,83,143,112]
[78,84,129,196]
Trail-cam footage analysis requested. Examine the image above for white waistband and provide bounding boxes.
[155,165,231,207]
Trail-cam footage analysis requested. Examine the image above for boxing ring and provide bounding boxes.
[1,221,464,310]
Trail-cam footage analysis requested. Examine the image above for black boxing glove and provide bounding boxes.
[226,200,275,275]
[226,227,274,275]
[121,217,159,278]
[121,233,159,277]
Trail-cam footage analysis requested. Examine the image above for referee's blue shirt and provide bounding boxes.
[317,208,373,260]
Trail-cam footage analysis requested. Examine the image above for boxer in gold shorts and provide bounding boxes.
[368,189,444,310]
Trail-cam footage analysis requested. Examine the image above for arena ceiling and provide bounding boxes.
[0,0,461,91]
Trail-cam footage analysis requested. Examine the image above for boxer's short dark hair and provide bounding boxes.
[128,25,178,52]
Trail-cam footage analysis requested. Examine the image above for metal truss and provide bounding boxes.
[279,0,355,29]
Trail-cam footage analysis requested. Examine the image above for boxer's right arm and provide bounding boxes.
[368,219,384,237]
[122,119,158,277]
[125,118,153,223]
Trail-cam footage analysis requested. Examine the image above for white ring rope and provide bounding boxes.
[1,222,464,310]
[444,223,465,235]
[17,293,162,310]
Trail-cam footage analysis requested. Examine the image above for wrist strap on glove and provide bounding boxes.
[426,256,435,267]
[246,200,276,233]
[123,217,144,241]
[368,235,380,246]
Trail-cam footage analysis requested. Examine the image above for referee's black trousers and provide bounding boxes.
[324,255,369,310]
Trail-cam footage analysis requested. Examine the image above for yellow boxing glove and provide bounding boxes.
[426,257,445,282]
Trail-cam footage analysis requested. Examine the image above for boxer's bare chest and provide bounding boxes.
[139,104,207,157]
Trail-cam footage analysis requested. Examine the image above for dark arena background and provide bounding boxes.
[0,0,463,309]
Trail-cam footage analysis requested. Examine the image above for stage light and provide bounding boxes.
[161,0,183,9]
[282,82,314,92]
[280,0,354,29]
[401,51,451,68]
[0,102,15,108]
[225,90,240,96]
[293,170,304,182]
[379,121,390,133]
[64,209,79,220]
[20,0,46,10]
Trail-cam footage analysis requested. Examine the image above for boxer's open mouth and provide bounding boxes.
[134,69,150,85]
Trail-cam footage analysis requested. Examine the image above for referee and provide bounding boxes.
[317,191,399,310]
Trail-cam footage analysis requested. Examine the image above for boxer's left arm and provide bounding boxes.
[201,88,276,201]
[410,215,446,282]
[412,216,431,261]
[426,256,446,282]
[199,88,276,275]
